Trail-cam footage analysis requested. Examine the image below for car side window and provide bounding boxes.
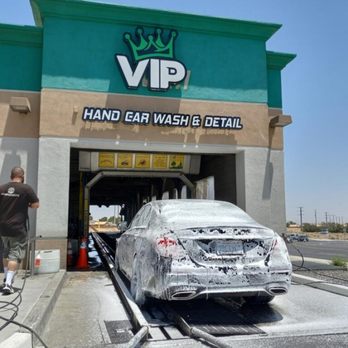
[128,211,142,230]
[135,205,151,228]
[128,205,151,230]
[140,205,152,227]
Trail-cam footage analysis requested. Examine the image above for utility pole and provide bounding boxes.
[299,207,304,231]
[314,209,317,226]
[325,212,328,225]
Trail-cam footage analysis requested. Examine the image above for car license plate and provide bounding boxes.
[216,241,244,255]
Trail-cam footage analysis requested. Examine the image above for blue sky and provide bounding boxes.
[1,0,347,224]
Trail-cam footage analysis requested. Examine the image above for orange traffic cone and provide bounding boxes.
[76,237,89,270]
[67,240,74,267]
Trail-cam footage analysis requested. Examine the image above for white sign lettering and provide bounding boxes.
[116,55,148,89]
[82,107,244,130]
[116,55,186,91]
[82,107,121,122]
[115,27,187,91]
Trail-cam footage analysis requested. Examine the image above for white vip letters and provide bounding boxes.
[116,55,186,91]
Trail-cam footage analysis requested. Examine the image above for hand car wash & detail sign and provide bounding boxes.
[82,107,243,130]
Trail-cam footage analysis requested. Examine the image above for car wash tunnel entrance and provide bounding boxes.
[67,149,237,243]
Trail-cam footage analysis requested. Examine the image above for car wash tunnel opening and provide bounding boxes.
[67,148,237,269]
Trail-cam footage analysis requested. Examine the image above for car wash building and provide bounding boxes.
[0,0,295,268]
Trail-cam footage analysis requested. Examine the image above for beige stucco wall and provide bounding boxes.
[39,89,285,150]
[0,90,40,138]
[268,107,284,150]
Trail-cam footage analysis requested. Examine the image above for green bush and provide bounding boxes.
[331,257,348,267]
[325,223,344,233]
[302,223,320,232]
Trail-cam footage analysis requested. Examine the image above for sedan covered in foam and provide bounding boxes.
[115,200,292,306]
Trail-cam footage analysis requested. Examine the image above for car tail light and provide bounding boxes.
[157,237,177,247]
[270,234,291,266]
[156,237,178,257]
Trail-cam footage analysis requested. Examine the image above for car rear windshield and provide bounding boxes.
[158,201,258,229]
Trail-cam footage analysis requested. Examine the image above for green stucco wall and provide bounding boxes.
[0,24,42,91]
[42,17,268,103]
[266,51,296,108]
[267,68,282,108]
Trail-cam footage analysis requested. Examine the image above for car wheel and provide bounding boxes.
[243,294,275,305]
[130,258,146,307]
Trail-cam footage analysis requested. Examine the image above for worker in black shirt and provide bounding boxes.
[0,167,39,295]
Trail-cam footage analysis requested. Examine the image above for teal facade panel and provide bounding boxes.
[42,17,268,103]
[0,44,42,91]
[267,68,282,108]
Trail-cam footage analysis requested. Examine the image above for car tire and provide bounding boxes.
[130,257,146,307]
[243,294,275,305]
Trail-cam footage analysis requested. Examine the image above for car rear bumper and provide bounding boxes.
[161,282,290,300]
[148,268,291,301]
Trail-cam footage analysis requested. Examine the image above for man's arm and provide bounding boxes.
[30,202,40,209]
[26,185,39,209]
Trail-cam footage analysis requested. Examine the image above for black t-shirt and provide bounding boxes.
[0,182,39,237]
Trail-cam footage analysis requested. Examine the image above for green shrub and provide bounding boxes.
[331,257,348,267]
[302,223,320,232]
[320,223,345,233]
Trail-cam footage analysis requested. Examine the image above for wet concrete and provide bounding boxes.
[42,271,130,347]
[143,282,348,347]
[243,284,348,336]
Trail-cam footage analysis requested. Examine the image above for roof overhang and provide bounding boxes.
[30,0,281,41]
[267,51,296,70]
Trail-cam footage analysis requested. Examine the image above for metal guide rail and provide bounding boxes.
[92,232,266,347]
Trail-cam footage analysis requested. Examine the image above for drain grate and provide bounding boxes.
[104,320,134,344]
[172,301,265,336]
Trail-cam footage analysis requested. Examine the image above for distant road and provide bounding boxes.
[287,240,348,260]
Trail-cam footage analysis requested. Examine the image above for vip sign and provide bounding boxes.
[115,28,187,91]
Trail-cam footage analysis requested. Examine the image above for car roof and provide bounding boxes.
[149,199,240,209]
[145,199,267,230]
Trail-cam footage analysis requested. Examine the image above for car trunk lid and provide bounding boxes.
[174,226,275,266]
